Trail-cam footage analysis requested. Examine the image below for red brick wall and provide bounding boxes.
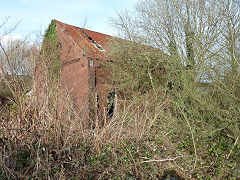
[57,24,90,116]
[55,21,112,123]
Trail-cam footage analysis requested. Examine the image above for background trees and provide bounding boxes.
[112,0,239,80]
[0,39,36,76]
[0,19,37,107]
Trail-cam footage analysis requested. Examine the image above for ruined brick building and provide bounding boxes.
[37,20,114,123]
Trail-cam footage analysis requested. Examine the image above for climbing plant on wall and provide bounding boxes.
[41,20,61,84]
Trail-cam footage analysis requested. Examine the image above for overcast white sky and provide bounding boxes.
[1,0,138,41]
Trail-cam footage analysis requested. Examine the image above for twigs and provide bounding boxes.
[227,136,239,159]
[140,156,183,163]
[182,110,198,170]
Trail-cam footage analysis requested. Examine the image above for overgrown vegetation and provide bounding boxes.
[0,0,240,179]
[105,0,240,178]
[41,19,61,85]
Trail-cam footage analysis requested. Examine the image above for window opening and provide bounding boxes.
[90,58,93,67]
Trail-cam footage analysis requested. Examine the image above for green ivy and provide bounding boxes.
[44,20,58,46]
[42,20,61,83]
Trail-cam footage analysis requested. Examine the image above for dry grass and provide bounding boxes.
[0,77,189,179]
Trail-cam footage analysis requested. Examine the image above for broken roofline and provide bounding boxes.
[55,19,112,52]
[80,28,106,51]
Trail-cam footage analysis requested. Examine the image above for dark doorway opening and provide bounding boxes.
[107,91,115,118]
